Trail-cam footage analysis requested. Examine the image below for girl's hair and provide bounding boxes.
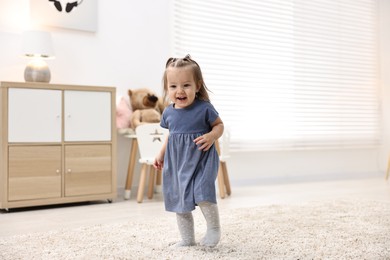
[162,54,211,103]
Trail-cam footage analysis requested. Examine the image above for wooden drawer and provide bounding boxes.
[8,146,62,201]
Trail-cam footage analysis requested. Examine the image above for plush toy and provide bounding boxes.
[128,88,166,129]
[116,95,132,131]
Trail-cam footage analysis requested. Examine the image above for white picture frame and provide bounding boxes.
[30,0,97,32]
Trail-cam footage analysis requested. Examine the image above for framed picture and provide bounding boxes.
[30,0,97,32]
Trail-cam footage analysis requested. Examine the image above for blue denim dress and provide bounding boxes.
[161,99,220,213]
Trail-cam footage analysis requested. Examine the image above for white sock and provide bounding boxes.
[174,212,196,247]
[198,202,221,247]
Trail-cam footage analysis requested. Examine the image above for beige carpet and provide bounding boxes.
[1,200,389,259]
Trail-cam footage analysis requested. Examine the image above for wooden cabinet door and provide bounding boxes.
[65,145,112,196]
[8,88,62,142]
[8,146,62,201]
[64,91,112,142]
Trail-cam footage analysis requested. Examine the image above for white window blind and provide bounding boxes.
[172,0,380,152]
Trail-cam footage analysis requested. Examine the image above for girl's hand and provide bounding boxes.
[154,136,168,170]
[193,133,215,151]
[154,153,164,170]
[194,117,223,151]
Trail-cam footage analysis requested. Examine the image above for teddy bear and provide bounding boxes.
[128,88,166,129]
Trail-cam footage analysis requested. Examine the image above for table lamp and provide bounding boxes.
[22,30,55,83]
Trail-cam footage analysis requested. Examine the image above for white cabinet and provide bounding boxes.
[64,90,111,141]
[8,89,112,143]
[0,82,117,210]
[8,88,62,142]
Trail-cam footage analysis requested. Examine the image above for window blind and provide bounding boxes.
[172,0,380,151]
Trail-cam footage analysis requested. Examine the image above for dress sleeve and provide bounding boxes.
[206,103,219,125]
[160,109,168,129]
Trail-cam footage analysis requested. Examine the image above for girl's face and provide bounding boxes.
[166,67,200,109]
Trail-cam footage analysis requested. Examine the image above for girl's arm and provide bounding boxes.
[194,117,224,151]
[154,135,168,170]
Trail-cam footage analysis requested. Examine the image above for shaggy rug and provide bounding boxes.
[1,200,389,260]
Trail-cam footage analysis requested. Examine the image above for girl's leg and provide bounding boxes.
[198,202,221,247]
[174,212,196,247]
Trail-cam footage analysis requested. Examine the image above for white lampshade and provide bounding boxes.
[22,30,55,58]
[22,30,55,83]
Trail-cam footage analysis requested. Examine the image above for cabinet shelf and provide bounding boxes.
[0,82,117,209]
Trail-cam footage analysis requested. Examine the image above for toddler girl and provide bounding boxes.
[154,55,224,247]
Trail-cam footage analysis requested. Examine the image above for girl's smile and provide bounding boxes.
[166,67,199,109]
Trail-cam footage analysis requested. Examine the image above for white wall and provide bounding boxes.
[0,1,389,194]
[0,0,171,193]
[0,0,170,92]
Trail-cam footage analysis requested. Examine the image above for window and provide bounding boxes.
[172,0,380,151]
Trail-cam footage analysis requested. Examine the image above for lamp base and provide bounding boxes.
[24,59,51,83]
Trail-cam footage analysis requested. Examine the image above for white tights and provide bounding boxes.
[198,202,221,247]
[175,202,221,247]
[175,212,196,246]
